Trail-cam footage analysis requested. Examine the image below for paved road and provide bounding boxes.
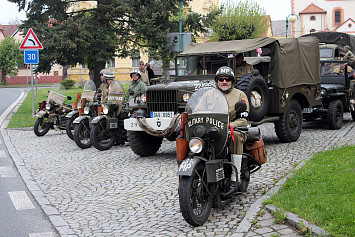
[2,113,355,236]
[0,88,58,237]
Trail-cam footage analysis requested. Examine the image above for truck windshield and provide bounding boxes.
[176,54,234,76]
[320,48,334,58]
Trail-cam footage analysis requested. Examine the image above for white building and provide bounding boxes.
[291,0,355,37]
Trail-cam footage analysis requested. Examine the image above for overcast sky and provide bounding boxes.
[0,0,292,25]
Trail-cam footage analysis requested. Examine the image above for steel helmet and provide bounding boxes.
[100,69,108,75]
[103,70,114,80]
[130,69,141,78]
[215,66,235,84]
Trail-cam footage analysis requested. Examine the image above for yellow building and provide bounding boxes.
[67,0,219,82]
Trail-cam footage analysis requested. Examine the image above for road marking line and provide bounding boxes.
[0,166,17,177]
[0,149,6,158]
[29,232,56,237]
[8,191,35,210]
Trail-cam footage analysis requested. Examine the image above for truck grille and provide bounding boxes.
[147,90,177,112]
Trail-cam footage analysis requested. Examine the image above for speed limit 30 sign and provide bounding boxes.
[24,50,39,64]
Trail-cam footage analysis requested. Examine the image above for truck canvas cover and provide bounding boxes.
[301,32,355,53]
[179,37,321,89]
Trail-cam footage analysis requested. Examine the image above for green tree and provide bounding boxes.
[209,0,268,41]
[9,0,207,86]
[0,37,23,85]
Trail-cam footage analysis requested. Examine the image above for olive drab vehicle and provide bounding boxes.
[34,85,73,136]
[124,37,322,156]
[73,80,100,149]
[90,80,127,151]
[176,88,266,227]
[301,32,355,127]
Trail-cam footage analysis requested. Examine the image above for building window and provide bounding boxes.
[131,52,140,67]
[108,58,115,68]
[335,11,341,24]
[349,23,352,28]
[310,16,316,21]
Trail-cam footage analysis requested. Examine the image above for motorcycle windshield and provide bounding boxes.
[46,84,66,108]
[186,87,229,115]
[185,88,229,158]
[82,80,97,102]
[107,80,125,108]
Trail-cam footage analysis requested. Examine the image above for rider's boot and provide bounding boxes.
[229,154,242,192]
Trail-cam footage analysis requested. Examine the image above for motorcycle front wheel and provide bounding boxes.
[65,114,78,140]
[90,119,115,151]
[74,119,92,149]
[179,163,212,227]
[34,117,51,136]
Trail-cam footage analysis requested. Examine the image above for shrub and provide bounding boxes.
[60,79,75,89]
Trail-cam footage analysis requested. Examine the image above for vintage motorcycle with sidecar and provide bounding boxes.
[90,80,128,151]
[34,86,73,136]
[176,88,267,227]
[73,80,100,149]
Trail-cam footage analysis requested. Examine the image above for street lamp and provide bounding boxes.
[286,14,298,38]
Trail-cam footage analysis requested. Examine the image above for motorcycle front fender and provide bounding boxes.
[65,110,79,118]
[36,110,48,118]
[91,115,107,124]
[74,115,90,124]
[176,157,202,177]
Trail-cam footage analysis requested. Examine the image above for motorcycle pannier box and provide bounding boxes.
[245,137,267,164]
[206,159,225,183]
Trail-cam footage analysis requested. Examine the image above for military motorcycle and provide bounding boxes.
[176,88,267,227]
[34,86,73,136]
[90,80,128,151]
[65,92,81,140]
[73,80,100,149]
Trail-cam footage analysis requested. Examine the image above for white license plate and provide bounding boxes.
[150,111,174,118]
[303,108,313,113]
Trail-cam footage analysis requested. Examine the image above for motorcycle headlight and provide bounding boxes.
[140,94,147,103]
[84,107,90,114]
[103,105,109,114]
[45,104,51,110]
[183,93,190,102]
[189,138,204,153]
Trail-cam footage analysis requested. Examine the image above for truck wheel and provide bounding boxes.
[274,99,302,142]
[127,131,163,156]
[65,114,78,140]
[327,100,343,129]
[235,74,269,122]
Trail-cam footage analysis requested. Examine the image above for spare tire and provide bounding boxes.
[235,74,269,122]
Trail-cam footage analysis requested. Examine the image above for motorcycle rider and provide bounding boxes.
[124,69,148,110]
[101,70,115,103]
[98,69,109,101]
[214,66,250,191]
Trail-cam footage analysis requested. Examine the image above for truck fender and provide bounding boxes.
[91,115,106,124]
[176,158,202,177]
[66,110,79,118]
[74,115,90,124]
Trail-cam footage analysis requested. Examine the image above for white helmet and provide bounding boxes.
[130,69,141,78]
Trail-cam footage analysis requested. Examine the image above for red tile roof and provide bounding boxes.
[0,25,19,37]
[300,3,327,14]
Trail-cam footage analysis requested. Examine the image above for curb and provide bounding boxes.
[266,204,330,236]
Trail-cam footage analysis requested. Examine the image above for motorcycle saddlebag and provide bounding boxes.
[245,137,267,164]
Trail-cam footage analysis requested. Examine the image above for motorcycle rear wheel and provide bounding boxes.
[179,163,212,227]
[91,119,115,151]
[74,120,92,149]
[34,117,51,136]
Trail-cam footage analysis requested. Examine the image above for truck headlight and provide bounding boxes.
[183,93,190,102]
[84,107,90,114]
[140,94,147,103]
[103,105,109,114]
[189,138,204,153]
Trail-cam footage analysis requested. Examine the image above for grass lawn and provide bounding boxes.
[265,146,355,237]
[7,82,130,128]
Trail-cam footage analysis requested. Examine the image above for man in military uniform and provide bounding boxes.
[101,70,114,103]
[139,60,150,86]
[124,69,148,110]
[342,45,355,68]
[235,53,254,80]
[97,69,109,101]
[215,66,250,191]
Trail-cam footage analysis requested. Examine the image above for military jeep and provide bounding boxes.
[301,32,355,128]
[124,37,322,156]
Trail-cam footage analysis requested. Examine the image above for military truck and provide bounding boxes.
[124,37,323,156]
[301,32,355,128]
